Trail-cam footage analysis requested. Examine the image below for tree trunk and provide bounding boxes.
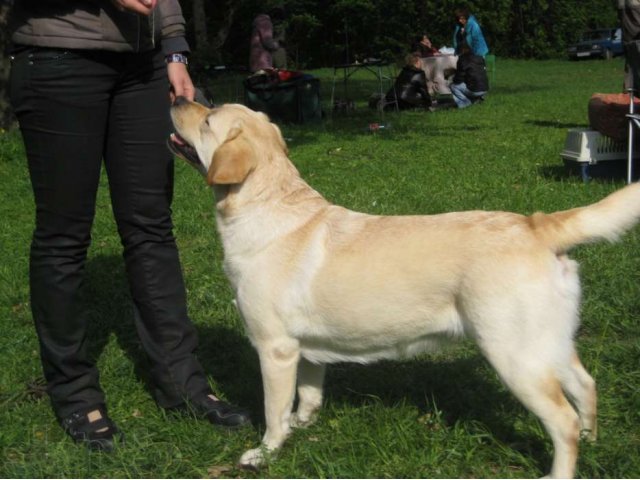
[192,0,208,50]
[210,1,238,52]
[0,1,15,129]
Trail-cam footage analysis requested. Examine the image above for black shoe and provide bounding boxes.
[59,405,121,452]
[173,393,251,428]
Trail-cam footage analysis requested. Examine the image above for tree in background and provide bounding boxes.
[191,0,209,51]
[0,0,621,126]
[0,0,13,129]
[197,0,618,67]
[183,0,244,71]
[508,0,619,58]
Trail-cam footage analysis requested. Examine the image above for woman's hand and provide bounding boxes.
[167,62,195,103]
[111,0,157,15]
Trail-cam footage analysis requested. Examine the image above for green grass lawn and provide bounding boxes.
[1,57,639,478]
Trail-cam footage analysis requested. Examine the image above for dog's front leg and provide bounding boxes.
[291,358,325,428]
[239,338,300,469]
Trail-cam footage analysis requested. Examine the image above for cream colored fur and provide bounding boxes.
[170,101,640,478]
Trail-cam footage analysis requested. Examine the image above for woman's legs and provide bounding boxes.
[10,46,249,429]
[9,48,114,418]
[104,50,211,408]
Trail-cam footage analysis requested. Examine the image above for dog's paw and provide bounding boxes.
[290,412,317,429]
[580,428,597,443]
[239,448,266,469]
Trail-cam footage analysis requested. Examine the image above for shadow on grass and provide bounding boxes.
[195,324,262,415]
[80,255,260,412]
[324,355,549,468]
[525,119,588,129]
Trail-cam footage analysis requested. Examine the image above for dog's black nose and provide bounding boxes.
[194,88,213,107]
[174,96,189,106]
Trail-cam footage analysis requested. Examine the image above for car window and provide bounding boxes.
[580,29,620,42]
[591,31,607,40]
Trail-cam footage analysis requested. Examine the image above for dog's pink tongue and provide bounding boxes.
[170,133,186,145]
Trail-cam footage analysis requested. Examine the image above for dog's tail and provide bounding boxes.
[529,183,640,253]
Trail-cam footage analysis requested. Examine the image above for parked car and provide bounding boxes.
[567,28,623,60]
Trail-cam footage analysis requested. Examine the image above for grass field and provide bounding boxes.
[1,57,639,478]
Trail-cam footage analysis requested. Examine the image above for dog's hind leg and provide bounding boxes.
[481,348,580,478]
[560,352,597,442]
[239,337,300,469]
[292,358,326,428]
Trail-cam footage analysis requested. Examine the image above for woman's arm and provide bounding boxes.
[110,0,156,15]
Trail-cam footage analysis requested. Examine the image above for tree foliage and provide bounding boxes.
[0,1,13,128]
[187,0,619,68]
[0,0,622,127]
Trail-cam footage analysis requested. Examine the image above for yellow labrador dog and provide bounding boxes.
[169,99,640,478]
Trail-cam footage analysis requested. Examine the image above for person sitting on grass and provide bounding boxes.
[383,53,432,110]
[450,41,488,108]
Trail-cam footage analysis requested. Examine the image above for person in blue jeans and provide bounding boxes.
[450,42,489,108]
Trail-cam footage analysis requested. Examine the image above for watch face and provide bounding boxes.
[167,53,188,64]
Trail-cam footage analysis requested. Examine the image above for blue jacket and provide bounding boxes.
[453,15,489,57]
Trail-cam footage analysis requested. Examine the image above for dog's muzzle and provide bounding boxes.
[167,132,202,169]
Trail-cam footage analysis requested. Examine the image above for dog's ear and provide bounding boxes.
[207,123,255,185]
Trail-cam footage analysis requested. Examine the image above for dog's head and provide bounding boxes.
[168,99,288,186]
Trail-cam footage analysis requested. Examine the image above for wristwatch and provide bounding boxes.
[166,53,189,65]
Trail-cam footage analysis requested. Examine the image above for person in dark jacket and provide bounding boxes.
[619,0,640,90]
[450,42,489,108]
[8,0,250,452]
[385,53,432,110]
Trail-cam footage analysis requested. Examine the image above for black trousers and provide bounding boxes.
[9,47,210,418]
